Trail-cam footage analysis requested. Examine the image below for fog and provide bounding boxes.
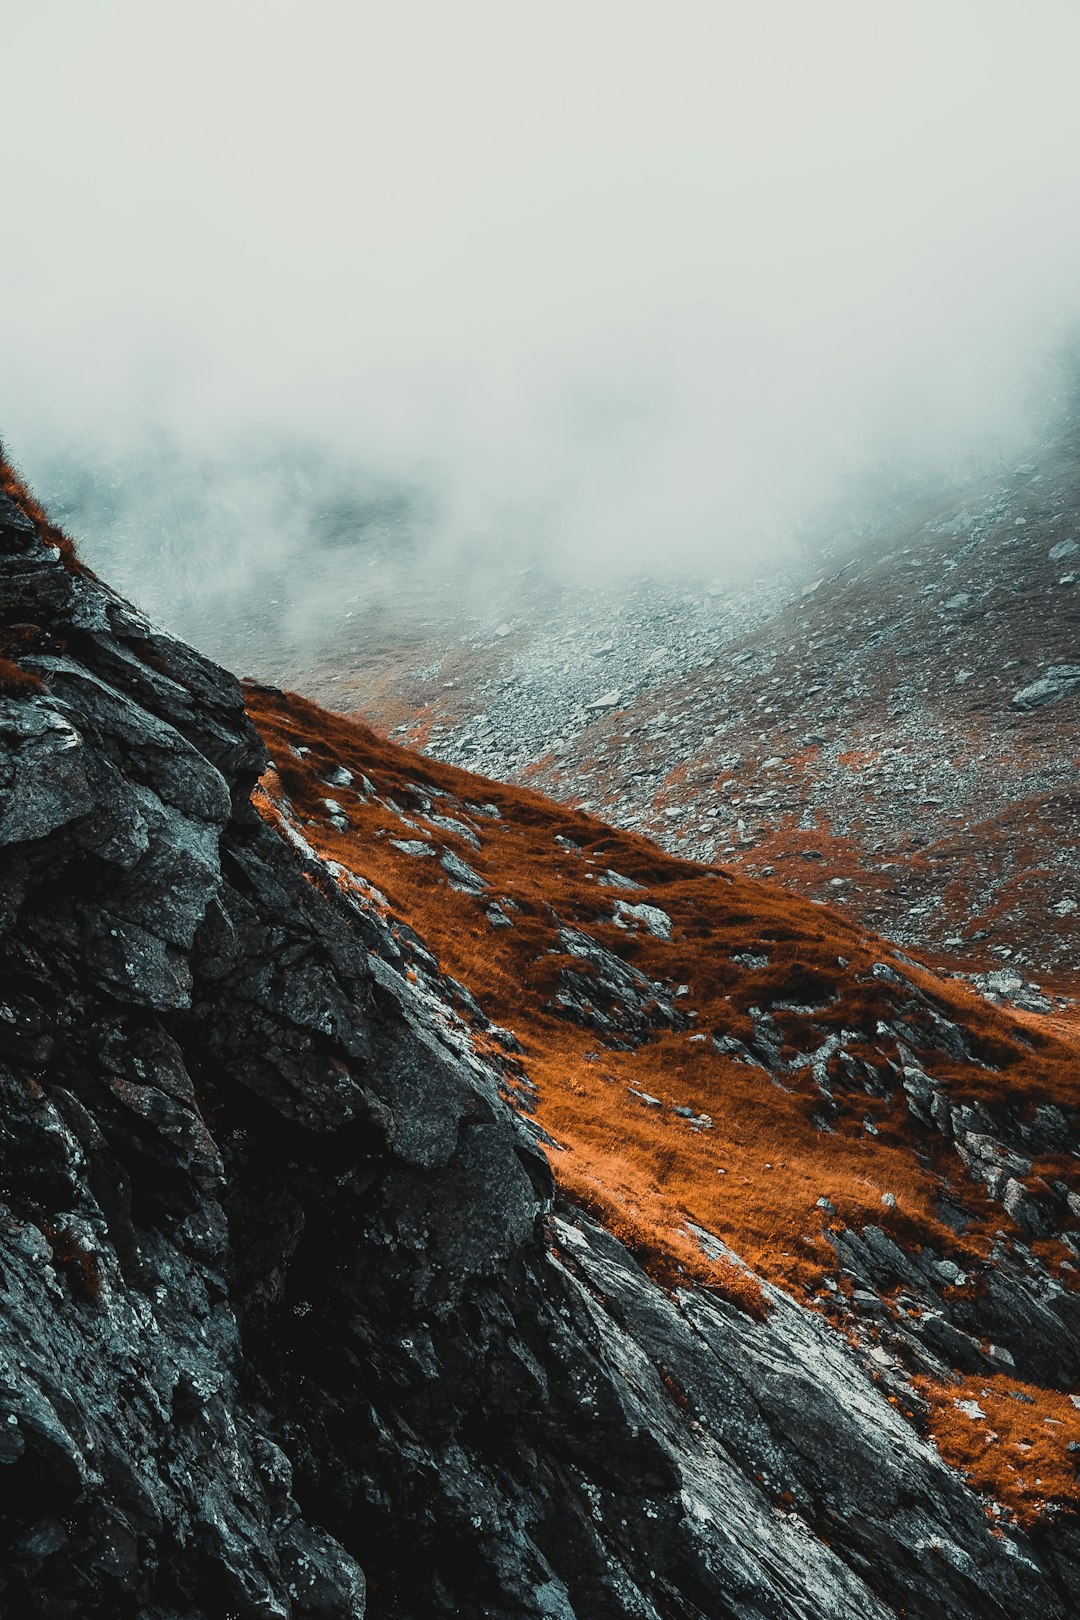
[3,1,1080,666]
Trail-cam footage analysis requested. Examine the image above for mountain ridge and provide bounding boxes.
[1,450,1080,1616]
[285,404,1080,992]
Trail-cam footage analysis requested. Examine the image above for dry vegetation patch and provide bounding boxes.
[247,682,1080,1518]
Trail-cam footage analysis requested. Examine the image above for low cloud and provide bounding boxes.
[3,1,1080,667]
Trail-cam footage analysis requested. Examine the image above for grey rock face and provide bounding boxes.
[1011,664,1080,709]
[551,925,689,1043]
[0,700,95,845]
[1,481,1079,1619]
[612,898,673,938]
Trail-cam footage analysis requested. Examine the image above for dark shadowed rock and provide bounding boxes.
[1,472,1079,1619]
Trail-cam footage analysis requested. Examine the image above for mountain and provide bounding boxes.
[517,424,1080,990]
[3,448,1080,1618]
[293,401,1080,998]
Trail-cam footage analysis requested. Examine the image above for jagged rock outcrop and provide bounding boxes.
[2,469,1080,1618]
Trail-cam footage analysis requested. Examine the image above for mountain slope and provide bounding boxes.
[515,417,1080,984]
[290,404,1080,991]
[1,452,1080,1617]
[248,681,1080,1529]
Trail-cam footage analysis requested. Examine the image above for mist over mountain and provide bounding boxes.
[20,395,1058,679]
[5,2,1080,672]
[6,443,1080,1619]
[8,8,1080,1615]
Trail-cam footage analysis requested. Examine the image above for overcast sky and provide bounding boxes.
[4,0,1080,593]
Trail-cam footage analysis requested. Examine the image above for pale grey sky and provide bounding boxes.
[4,0,1080,584]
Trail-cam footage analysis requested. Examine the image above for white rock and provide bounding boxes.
[390,839,434,857]
[614,900,673,939]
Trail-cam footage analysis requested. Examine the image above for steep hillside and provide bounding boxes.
[292,405,1080,992]
[247,684,1080,1531]
[514,421,1080,985]
[2,449,1080,1618]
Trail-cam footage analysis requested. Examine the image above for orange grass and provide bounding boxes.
[245,682,1080,1511]
[0,450,88,577]
[915,1373,1080,1523]
[836,749,880,770]
[0,653,43,694]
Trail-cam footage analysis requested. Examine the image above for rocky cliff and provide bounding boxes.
[2,458,1080,1618]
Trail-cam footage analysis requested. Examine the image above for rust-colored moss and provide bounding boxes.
[0,448,89,577]
[0,653,43,694]
[915,1373,1080,1524]
[245,681,1080,1499]
[43,1221,102,1304]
